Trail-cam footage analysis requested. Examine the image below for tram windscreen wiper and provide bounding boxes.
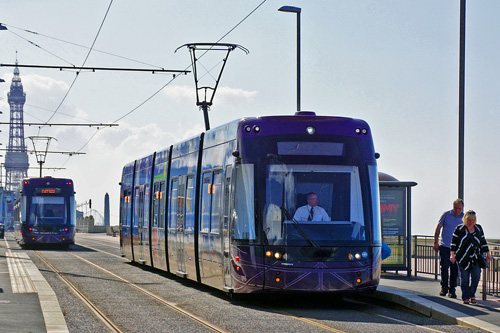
[280,207,319,248]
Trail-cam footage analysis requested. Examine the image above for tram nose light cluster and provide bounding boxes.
[266,250,287,260]
[355,128,368,135]
[348,251,368,261]
[244,125,261,133]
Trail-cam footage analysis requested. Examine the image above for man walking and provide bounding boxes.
[433,199,464,298]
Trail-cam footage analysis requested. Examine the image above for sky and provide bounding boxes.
[1,0,500,238]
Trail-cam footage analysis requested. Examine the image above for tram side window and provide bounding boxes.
[223,165,232,233]
[125,191,132,228]
[120,193,125,227]
[185,176,195,232]
[201,171,212,233]
[153,182,160,228]
[169,179,178,229]
[210,170,222,234]
[69,196,76,226]
[133,187,140,227]
[121,191,130,227]
[20,196,27,223]
[159,181,166,229]
[143,184,150,227]
[233,164,256,240]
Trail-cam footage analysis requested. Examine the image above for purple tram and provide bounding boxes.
[14,177,76,247]
[119,111,382,294]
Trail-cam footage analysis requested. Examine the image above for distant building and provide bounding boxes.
[5,60,29,191]
[2,59,29,227]
[104,193,110,227]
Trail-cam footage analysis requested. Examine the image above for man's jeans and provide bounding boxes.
[459,263,481,301]
[439,246,458,292]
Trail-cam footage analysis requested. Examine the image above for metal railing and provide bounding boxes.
[413,235,500,299]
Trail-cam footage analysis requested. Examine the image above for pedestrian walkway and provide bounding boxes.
[373,272,500,332]
[0,237,68,333]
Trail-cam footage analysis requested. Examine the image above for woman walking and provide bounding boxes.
[450,210,492,304]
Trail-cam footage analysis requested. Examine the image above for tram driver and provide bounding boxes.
[293,192,330,222]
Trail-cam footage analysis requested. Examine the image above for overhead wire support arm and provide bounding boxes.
[0,148,85,155]
[0,122,119,127]
[175,43,249,131]
[0,63,190,75]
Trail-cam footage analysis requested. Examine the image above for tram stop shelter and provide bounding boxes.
[379,172,417,277]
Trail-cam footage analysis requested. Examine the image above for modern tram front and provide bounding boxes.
[14,177,76,246]
[229,113,382,293]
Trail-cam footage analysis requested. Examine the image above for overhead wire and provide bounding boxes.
[39,0,115,131]
[24,103,104,123]
[111,0,268,124]
[52,0,267,171]
[7,29,75,66]
[2,22,164,69]
[29,0,115,165]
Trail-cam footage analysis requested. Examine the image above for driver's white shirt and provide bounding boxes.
[293,205,329,221]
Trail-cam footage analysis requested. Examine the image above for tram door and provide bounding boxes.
[137,185,145,263]
[176,176,187,277]
[121,189,132,259]
[222,165,233,289]
[140,184,151,266]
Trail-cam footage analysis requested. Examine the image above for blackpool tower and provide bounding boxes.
[4,60,29,192]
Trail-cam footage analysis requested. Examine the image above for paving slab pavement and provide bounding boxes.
[371,272,500,332]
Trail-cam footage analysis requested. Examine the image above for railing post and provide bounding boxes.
[413,235,418,277]
[482,266,487,301]
[435,249,439,280]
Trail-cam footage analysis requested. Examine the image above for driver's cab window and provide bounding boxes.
[265,165,365,245]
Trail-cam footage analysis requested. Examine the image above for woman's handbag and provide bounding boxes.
[478,253,489,269]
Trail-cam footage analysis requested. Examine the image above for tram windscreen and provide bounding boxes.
[29,196,67,226]
[264,164,365,246]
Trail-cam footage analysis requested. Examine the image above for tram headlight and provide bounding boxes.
[266,251,273,257]
[245,126,252,132]
[253,126,261,133]
[348,252,367,261]
[274,252,282,259]
[306,126,316,135]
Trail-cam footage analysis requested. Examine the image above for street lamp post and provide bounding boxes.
[279,6,301,112]
[458,0,466,200]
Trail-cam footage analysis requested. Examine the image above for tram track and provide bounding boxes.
[34,248,228,333]
[245,291,454,333]
[34,250,122,333]
[73,238,455,333]
[261,300,451,333]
